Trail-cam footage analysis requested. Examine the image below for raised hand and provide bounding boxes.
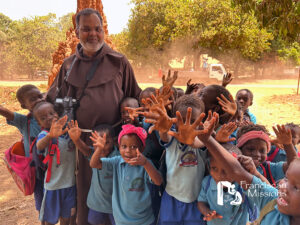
[272,125,292,145]
[203,210,223,221]
[168,107,206,145]
[139,105,176,134]
[215,122,237,143]
[142,93,168,113]
[217,94,237,116]
[90,131,106,151]
[237,155,256,175]
[198,112,219,142]
[162,70,178,88]
[124,107,144,120]
[67,120,81,142]
[222,73,233,87]
[127,149,147,166]
[49,115,68,138]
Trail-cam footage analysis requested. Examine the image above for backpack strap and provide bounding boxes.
[255,199,277,225]
[267,147,280,162]
[260,161,276,187]
[41,130,61,183]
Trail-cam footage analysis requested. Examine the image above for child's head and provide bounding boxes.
[277,158,300,217]
[285,123,300,146]
[33,101,58,129]
[209,143,242,183]
[173,94,205,124]
[198,85,231,123]
[120,97,139,125]
[236,124,270,167]
[139,87,156,107]
[176,88,185,99]
[93,124,115,156]
[236,89,253,112]
[118,124,147,162]
[16,85,43,111]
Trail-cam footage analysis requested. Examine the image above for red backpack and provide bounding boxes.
[3,118,36,195]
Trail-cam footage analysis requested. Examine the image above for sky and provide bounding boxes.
[0,0,133,34]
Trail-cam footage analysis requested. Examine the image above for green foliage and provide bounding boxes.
[0,13,74,80]
[278,42,300,65]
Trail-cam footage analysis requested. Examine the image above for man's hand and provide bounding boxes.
[67,120,81,142]
[49,115,68,138]
[222,73,233,87]
[162,70,178,88]
[215,122,237,143]
[272,124,293,146]
[217,94,237,116]
[168,107,206,145]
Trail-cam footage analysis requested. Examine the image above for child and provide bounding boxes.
[197,144,262,225]
[268,123,300,163]
[67,121,118,225]
[139,87,156,108]
[120,97,141,126]
[90,124,163,225]
[195,114,300,225]
[34,101,76,225]
[142,94,207,225]
[235,89,256,124]
[236,124,297,186]
[0,84,44,222]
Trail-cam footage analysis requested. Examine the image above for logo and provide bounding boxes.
[129,178,144,192]
[217,181,242,206]
[179,151,198,167]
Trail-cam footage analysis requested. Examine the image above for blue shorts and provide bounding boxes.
[88,208,115,225]
[42,186,76,224]
[158,191,206,225]
[34,178,44,211]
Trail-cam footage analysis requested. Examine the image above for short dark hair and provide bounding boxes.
[16,84,39,103]
[139,87,156,103]
[75,8,103,28]
[93,124,115,139]
[285,122,300,131]
[32,101,54,117]
[173,94,205,117]
[236,124,270,140]
[236,89,253,101]
[120,97,139,110]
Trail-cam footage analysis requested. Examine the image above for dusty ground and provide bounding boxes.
[0,79,299,225]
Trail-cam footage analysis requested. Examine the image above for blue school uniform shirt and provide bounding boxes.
[7,112,41,157]
[256,161,285,184]
[198,176,255,225]
[161,137,207,203]
[37,131,76,190]
[87,147,119,214]
[268,145,299,163]
[244,176,290,225]
[101,156,154,225]
[245,109,256,124]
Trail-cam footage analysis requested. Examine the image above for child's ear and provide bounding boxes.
[250,100,253,106]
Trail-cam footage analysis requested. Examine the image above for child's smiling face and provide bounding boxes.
[277,159,300,217]
[240,138,268,167]
[209,157,234,183]
[120,99,139,125]
[21,88,43,111]
[119,134,144,163]
[236,90,252,112]
[34,103,58,129]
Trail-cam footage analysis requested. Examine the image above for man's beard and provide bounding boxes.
[80,40,104,55]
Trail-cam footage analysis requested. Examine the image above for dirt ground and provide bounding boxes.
[0,79,299,225]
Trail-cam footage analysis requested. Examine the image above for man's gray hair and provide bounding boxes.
[75,8,103,28]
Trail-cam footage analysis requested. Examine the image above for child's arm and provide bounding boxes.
[68,120,91,157]
[0,105,14,121]
[272,125,297,173]
[89,132,108,169]
[222,73,233,88]
[128,149,163,185]
[36,115,68,150]
[197,113,253,189]
[215,122,237,143]
[197,202,223,221]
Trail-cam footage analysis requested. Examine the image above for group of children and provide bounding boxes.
[1,72,300,225]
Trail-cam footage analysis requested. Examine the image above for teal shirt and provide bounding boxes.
[198,176,255,225]
[37,131,76,190]
[101,156,154,225]
[87,147,119,213]
[257,161,285,184]
[244,176,290,225]
[7,112,41,157]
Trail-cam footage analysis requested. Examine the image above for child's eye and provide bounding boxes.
[130,145,137,150]
[294,186,300,192]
